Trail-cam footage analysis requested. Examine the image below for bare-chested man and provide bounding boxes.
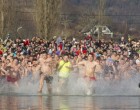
[76,53,97,95]
[31,59,40,83]
[51,54,60,73]
[7,58,21,87]
[94,57,103,80]
[38,53,53,94]
[1,65,19,87]
[77,54,96,80]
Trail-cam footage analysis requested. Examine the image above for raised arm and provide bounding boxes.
[0,68,9,75]
[72,61,85,68]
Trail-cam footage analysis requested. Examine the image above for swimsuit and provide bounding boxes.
[44,75,53,84]
[84,75,96,81]
[7,75,18,83]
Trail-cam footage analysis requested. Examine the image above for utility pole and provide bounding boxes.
[97,0,106,41]
[99,0,106,25]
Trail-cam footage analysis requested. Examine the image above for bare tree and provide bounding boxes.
[0,0,4,38]
[74,0,97,34]
[0,0,19,39]
[60,15,72,38]
[36,0,63,39]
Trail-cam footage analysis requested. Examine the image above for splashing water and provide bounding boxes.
[0,70,140,96]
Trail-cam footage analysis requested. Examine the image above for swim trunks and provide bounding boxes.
[7,75,18,83]
[84,75,96,81]
[44,76,53,84]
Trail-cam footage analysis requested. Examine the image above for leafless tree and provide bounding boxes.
[0,0,19,39]
[36,0,63,39]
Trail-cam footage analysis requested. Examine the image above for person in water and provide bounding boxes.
[1,66,19,87]
[38,53,53,94]
[57,54,72,93]
[76,53,98,95]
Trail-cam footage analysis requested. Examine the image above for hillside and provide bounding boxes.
[64,0,140,15]
[1,0,140,38]
[62,0,140,35]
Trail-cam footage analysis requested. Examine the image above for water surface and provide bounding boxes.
[0,94,140,110]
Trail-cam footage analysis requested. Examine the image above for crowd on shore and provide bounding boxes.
[0,35,140,95]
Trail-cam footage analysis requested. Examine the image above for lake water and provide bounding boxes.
[0,94,140,110]
[1,74,140,110]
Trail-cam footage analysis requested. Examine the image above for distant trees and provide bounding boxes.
[0,0,4,37]
[0,0,18,37]
[36,0,63,39]
[0,0,63,39]
[0,0,140,39]
[0,0,18,38]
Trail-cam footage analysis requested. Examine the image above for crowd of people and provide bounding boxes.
[0,35,140,95]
